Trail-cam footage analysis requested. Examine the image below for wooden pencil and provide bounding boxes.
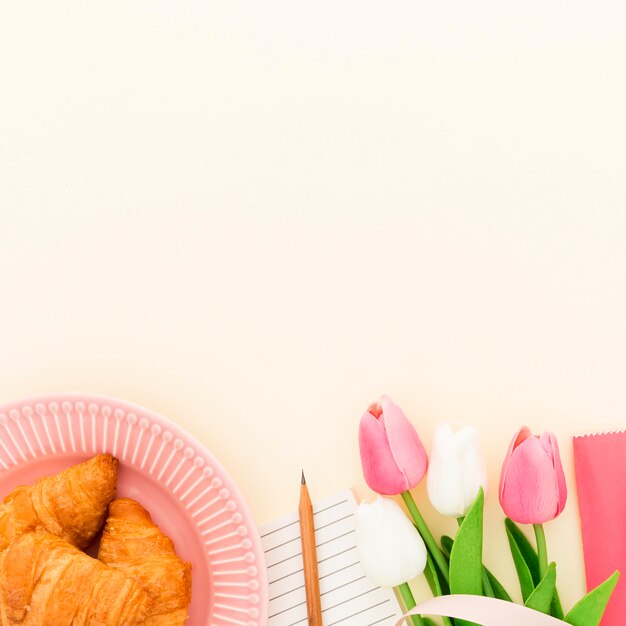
[299,471,323,626]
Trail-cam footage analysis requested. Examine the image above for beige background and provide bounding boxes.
[1,0,626,612]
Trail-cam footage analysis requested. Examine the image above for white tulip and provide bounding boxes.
[355,495,427,588]
[426,423,488,518]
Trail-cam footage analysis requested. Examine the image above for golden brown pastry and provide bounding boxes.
[0,530,153,625]
[0,454,118,552]
[99,498,192,625]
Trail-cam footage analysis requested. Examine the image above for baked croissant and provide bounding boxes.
[0,454,118,552]
[99,498,192,625]
[0,530,153,625]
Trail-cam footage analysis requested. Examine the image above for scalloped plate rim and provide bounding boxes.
[0,391,269,625]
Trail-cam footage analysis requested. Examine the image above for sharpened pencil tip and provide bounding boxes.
[301,470,306,485]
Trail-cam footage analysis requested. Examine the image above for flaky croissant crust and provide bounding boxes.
[99,498,192,626]
[0,454,118,552]
[0,530,153,625]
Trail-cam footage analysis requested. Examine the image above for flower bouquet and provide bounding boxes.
[356,396,619,626]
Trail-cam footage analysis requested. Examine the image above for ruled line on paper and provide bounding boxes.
[260,490,402,626]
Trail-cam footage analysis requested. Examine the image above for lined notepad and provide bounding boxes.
[260,490,402,626]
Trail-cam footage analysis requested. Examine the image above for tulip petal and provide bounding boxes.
[500,436,560,524]
[499,426,531,503]
[428,424,488,518]
[359,412,409,495]
[379,396,428,490]
[428,424,466,517]
[356,496,427,588]
[539,432,555,461]
[546,431,567,514]
[454,426,488,504]
[460,427,489,510]
[368,402,384,419]
[513,427,532,450]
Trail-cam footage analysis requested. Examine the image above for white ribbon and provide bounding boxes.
[397,595,567,626]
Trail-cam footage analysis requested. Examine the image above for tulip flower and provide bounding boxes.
[427,424,499,598]
[358,396,449,583]
[356,496,428,586]
[499,426,567,579]
[356,496,427,626]
[499,427,567,526]
[427,423,488,518]
[359,395,428,496]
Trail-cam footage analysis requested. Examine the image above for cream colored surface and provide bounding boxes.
[1,0,625,612]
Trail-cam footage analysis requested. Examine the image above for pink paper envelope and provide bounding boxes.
[573,432,626,625]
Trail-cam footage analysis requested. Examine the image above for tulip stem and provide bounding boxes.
[401,491,449,583]
[397,582,426,626]
[533,523,548,580]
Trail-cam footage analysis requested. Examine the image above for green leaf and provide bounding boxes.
[551,590,564,619]
[524,562,557,614]
[504,519,540,585]
[504,518,564,616]
[450,488,484,626]
[450,489,484,595]
[505,519,536,602]
[565,571,620,626]
[422,552,454,626]
[441,535,454,559]
[485,566,512,602]
[443,533,511,602]
[423,619,439,626]
[423,552,443,596]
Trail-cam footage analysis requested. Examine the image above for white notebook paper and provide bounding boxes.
[260,490,402,626]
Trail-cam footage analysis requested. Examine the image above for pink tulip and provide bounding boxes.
[499,426,567,524]
[359,395,428,496]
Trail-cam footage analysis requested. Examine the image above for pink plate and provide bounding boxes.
[0,393,268,626]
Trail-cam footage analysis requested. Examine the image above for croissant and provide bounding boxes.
[0,454,118,552]
[0,530,153,625]
[98,498,192,625]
